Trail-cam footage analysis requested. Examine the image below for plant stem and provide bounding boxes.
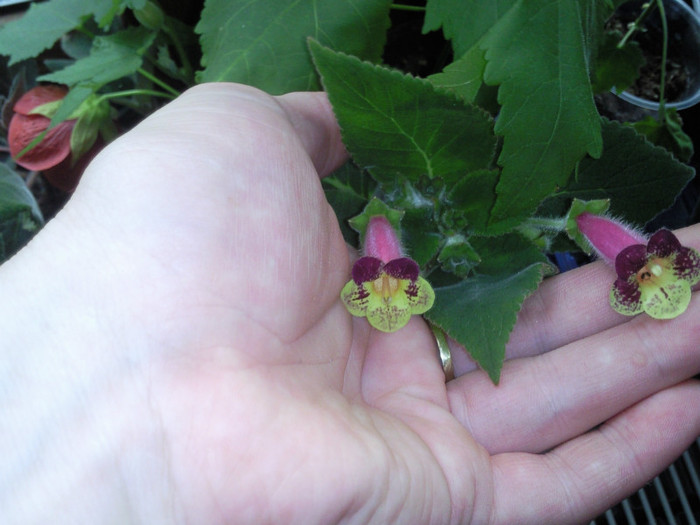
[163,24,194,83]
[656,0,668,119]
[137,68,181,97]
[617,1,657,49]
[97,89,177,103]
[519,216,567,233]
[390,3,426,11]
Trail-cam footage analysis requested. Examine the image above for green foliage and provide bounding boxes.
[591,31,645,94]
[196,0,393,93]
[39,28,156,88]
[425,263,545,383]
[0,164,43,263]
[479,0,603,229]
[548,119,694,225]
[631,109,694,163]
[309,40,496,185]
[0,0,139,64]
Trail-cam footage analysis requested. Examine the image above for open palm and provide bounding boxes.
[3,84,699,524]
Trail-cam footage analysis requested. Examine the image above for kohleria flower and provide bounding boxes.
[341,215,434,332]
[576,212,700,319]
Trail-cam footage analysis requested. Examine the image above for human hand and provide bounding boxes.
[1,84,698,524]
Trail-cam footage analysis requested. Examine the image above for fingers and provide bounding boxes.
[503,224,700,364]
[275,91,348,177]
[489,380,700,524]
[448,290,700,454]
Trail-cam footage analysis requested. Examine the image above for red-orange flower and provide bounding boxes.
[8,85,75,173]
[8,85,108,192]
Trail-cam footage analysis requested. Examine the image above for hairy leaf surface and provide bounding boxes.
[425,263,544,383]
[310,40,496,185]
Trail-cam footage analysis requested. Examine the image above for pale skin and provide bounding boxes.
[1,83,699,524]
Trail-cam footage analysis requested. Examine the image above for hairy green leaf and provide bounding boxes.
[482,0,603,230]
[448,168,499,234]
[39,28,156,87]
[309,40,496,185]
[196,0,392,93]
[470,233,549,276]
[631,109,694,163]
[425,263,544,383]
[549,119,694,225]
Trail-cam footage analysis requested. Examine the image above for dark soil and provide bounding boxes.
[608,0,691,102]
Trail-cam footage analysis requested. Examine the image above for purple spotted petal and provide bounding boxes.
[383,257,420,281]
[673,246,700,284]
[611,278,643,313]
[352,256,383,284]
[615,244,648,280]
[647,229,682,258]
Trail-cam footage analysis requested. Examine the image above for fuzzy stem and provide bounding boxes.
[137,68,181,97]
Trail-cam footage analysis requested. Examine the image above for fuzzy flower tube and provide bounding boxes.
[576,213,700,319]
[341,216,435,332]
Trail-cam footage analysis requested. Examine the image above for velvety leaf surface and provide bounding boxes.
[470,233,549,277]
[309,40,496,185]
[39,28,156,87]
[551,119,695,225]
[481,0,603,230]
[425,263,544,383]
[196,0,392,93]
[448,168,499,234]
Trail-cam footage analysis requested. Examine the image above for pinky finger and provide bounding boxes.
[489,380,700,525]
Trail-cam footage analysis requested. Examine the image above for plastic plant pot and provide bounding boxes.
[615,0,700,110]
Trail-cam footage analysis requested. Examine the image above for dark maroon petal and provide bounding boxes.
[614,244,648,280]
[352,256,383,284]
[383,257,420,281]
[647,229,682,258]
